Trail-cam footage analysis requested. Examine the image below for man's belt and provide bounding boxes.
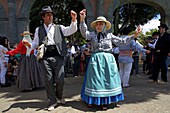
[44,45,60,57]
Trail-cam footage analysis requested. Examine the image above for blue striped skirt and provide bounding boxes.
[81,52,124,105]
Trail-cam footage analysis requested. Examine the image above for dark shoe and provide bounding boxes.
[147,72,152,75]
[22,88,33,91]
[1,83,11,87]
[87,104,93,108]
[101,105,108,110]
[148,76,153,79]
[58,99,66,105]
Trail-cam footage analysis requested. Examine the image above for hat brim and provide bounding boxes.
[158,26,169,30]
[20,32,33,36]
[91,20,111,30]
[39,11,53,17]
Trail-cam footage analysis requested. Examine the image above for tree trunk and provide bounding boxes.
[113,8,120,35]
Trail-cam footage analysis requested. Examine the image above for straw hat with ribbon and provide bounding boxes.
[20,31,33,36]
[91,16,111,30]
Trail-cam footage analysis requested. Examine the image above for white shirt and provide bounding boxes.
[0,45,6,62]
[31,21,77,49]
[148,38,158,49]
[70,46,76,54]
[22,35,33,56]
[136,40,143,48]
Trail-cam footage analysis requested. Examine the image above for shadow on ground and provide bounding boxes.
[0,69,170,112]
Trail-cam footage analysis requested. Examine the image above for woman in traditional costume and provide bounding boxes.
[5,31,44,91]
[79,9,141,110]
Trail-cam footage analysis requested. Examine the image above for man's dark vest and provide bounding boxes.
[38,24,67,57]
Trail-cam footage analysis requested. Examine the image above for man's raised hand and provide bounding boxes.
[71,10,77,22]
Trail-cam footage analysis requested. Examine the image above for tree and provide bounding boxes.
[29,0,84,36]
[145,28,158,36]
[29,0,53,34]
[113,3,159,35]
[52,0,85,27]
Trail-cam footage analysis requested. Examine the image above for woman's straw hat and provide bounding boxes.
[20,31,33,36]
[91,16,111,30]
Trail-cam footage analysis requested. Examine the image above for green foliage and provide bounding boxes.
[113,3,159,35]
[29,0,84,33]
[29,0,53,34]
[29,0,85,44]
[145,28,158,36]
[52,0,84,25]
[29,1,159,45]
[129,28,158,46]
[138,33,148,46]
[71,32,86,46]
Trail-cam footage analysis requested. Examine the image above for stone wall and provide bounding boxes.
[0,0,35,45]
[0,0,170,44]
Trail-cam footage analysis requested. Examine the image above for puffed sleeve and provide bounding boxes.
[6,41,23,56]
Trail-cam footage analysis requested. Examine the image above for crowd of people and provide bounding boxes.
[0,6,170,111]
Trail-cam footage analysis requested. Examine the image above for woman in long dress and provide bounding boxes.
[79,9,142,110]
[5,31,44,91]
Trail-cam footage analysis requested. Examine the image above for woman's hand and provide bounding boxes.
[2,50,7,54]
[80,9,86,22]
[134,26,142,38]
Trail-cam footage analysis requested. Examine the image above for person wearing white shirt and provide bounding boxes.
[23,6,77,111]
[0,37,10,87]
[148,32,159,49]
[147,32,159,78]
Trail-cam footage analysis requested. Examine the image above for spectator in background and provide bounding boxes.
[0,36,11,87]
[80,40,92,73]
[143,36,153,75]
[72,41,81,77]
[149,24,170,84]
[147,32,159,78]
[130,38,143,76]
[81,47,91,72]
[65,43,74,76]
